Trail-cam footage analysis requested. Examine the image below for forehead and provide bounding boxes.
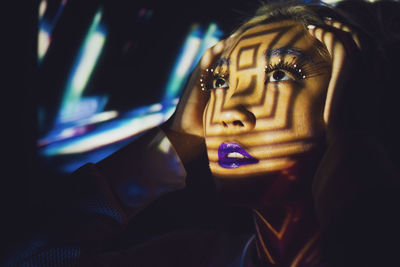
[222,20,314,62]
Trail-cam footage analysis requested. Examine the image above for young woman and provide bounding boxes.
[7,1,399,266]
[159,1,400,266]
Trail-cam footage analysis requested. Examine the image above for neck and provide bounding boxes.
[214,148,326,266]
[252,186,321,266]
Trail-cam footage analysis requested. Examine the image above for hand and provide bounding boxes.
[309,19,369,232]
[307,19,361,138]
[165,39,228,137]
[160,39,230,165]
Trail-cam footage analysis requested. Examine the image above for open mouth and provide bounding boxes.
[218,142,259,169]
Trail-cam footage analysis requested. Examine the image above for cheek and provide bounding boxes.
[291,84,328,136]
[203,101,209,129]
[203,95,213,136]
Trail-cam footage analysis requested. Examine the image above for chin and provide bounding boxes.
[211,151,325,208]
[209,156,297,179]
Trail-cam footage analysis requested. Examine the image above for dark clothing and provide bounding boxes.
[4,128,255,267]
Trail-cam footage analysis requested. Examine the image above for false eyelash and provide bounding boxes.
[200,67,229,91]
[265,59,307,81]
[213,72,230,82]
[200,68,214,91]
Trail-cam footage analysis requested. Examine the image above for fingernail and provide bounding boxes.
[307,25,316,29]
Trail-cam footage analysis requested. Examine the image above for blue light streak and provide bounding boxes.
[162,23,223,107]
[57,9,107,124]
[163,24,203,102]
[38,0,67,63]
[39,21,224,173]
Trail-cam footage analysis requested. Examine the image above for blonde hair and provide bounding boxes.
[226,2,333,60]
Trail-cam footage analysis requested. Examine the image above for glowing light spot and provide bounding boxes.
[37,0,67,62]
[149,103,162,112]
[158,137,172,154]
[38,29,50,62]
[71,32,106,99]
[162,23,222,113]
[82,110,119,125]
[58,8,107,124]
[44,113,164,155]
[39,0,47,19]
[320,0,343,4]
[59,96,108,124]
[176,37,202,76]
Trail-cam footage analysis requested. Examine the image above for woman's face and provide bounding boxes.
[203,20,331,179]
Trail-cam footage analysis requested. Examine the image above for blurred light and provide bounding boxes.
[70,31,106,96]
[38,18,225,173]
[138,8,146,20]
[137,8,153,22]
[59,96,108,124]
[37,0,67,63]
[148,103,163,112]
[43,113,165,155]
[176,38,202,76]
[320,0,343,4]
[38,125,90,146]
[38,109,118,147]
[58,142,128,173]
[82,110,119,125]
[158,137,172,154]
[39,100,177,155]
[163,23,223,104]
[38,28,51,62]
[39,0,47,19]
[164,24,202,101]
[192,23,223,70]
[58,8,107,124]
[145,9,153,21]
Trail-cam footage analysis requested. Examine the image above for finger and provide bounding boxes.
[308,25,335,56]
[307,25,346,126]
[200,49,215,69]
[201,40,227,69]
[324,18,361,50]
[212,39,225,54]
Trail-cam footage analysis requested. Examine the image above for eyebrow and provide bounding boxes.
[216,57,230,67]
[265,48,314,64]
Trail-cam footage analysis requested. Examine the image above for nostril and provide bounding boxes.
[222,121,228,127]
[233,120,244,127]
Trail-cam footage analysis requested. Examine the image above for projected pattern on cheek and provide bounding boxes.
[204,24,328,178]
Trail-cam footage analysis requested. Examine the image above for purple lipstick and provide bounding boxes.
[218,142,259,169]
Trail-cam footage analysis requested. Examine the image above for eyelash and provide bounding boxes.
[265,60,306,82]
[200,60,308,90]
[200,68,229,91]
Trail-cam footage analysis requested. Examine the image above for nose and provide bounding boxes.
[219,105,256,133]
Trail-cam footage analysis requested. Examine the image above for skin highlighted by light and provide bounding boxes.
[204,20,330,179]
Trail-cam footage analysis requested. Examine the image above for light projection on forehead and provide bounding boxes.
[236,44,261,70]
[203,23,331,178]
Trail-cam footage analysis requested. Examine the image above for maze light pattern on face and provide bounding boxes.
[203,21,331,178]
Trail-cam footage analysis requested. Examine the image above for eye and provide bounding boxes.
[267,70,293,82]
[213,76,229,89]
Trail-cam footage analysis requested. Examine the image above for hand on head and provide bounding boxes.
[307,18,361,140]
[164,39,230,138]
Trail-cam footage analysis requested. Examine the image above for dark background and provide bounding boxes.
[37,0,264,134]
[3,0,266,249]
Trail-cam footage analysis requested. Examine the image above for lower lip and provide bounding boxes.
[218,142,259,169]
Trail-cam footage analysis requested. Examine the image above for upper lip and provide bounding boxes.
[218,142,259,168]
[218,142,253,159]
